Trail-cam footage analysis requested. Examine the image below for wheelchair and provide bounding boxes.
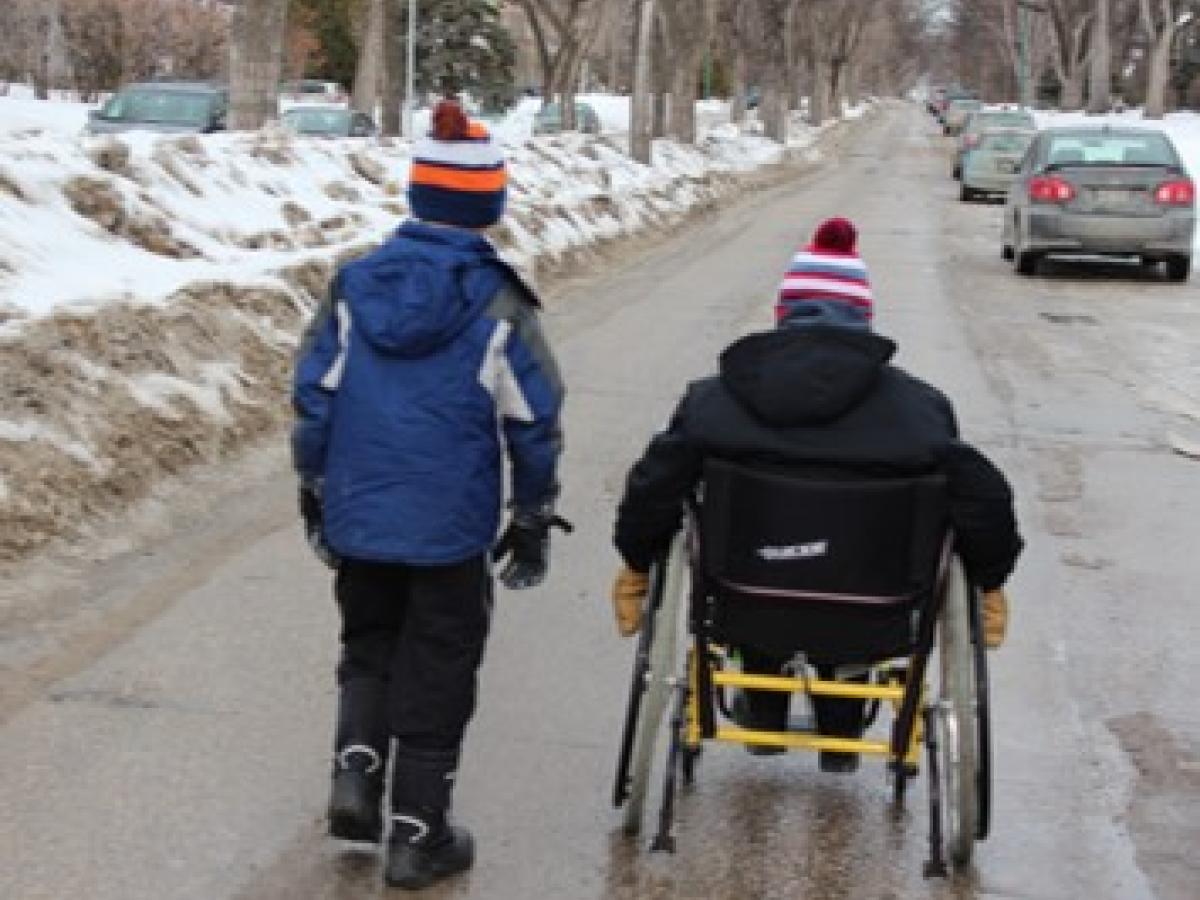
[612,459,992,876]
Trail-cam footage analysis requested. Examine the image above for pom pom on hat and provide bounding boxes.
[811,217,857,253]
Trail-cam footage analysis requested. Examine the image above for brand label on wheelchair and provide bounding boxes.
[756,540,829,561]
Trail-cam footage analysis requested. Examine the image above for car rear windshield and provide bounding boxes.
[101,89,216,125]
[980,132,1033,153]
[1045,132,1177,167]
[285,108,350,133]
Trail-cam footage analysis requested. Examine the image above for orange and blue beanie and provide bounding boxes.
[408,100,507,229]
[775,217,874,326]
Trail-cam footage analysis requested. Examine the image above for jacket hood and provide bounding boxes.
[340,220,501,358]
[720,325,896,426]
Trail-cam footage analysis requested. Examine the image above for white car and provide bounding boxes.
[280,80,348,106]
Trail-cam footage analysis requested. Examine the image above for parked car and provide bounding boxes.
[282,106,377,138]
[953,107,1036,178]
[959,128,1036,201]
[1000,126,1195,280]
[934,87,977,122]
[942,98,983,136]
[87,81,228,135]
[532,101,602,136]
[280,79,348,106]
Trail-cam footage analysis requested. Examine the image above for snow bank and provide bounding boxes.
[0,93,866,563]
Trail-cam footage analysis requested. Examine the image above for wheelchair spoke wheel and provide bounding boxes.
[620,531,687,836]
[935,558,979,867]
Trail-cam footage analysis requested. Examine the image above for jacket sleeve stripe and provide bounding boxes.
[479,320,536,422]
[319,301,351,391]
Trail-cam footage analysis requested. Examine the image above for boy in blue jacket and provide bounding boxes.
[292,100,565,890]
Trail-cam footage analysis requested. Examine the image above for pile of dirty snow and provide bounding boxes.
[0,92,863,564]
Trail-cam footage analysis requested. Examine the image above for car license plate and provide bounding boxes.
[995,159,1018,173]
[1094,188,1132,205]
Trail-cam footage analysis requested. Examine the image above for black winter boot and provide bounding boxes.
[385,808,474,890]
[327,744,385,843]
[384,745,474,889]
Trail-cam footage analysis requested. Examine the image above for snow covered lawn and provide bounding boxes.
[0,91,867,563]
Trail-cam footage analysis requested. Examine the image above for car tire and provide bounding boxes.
[1001,245,1014,261]
[959,184,975,202]
[1015,248,1041,276]
[1166,255,1191,282]
[953,164,961,180]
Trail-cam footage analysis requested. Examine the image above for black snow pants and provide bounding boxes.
[740,646,866,739]
[334,556,492,811]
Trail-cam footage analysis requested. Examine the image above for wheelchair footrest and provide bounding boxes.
[716,726,892,756]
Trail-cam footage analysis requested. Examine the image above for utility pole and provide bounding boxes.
[630,0,655,163]
[403,0,416,137]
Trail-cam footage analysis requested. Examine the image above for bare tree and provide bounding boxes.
[380,0,403,135]
[1047,0,1095,109]
[353,0,384,114]
[656,0,716,142]
[518,0,607,129]
[1140,0,1181,117]
[228,0,289,129]
[1087,0,1112,111]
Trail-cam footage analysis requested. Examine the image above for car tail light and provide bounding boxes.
[1154,179,1195,206]
[1029,176,1076,204]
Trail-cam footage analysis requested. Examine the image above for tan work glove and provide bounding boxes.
[612,567,650,637]
[981,589,1009,649]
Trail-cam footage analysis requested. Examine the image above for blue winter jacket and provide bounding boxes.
[292,220,564,565]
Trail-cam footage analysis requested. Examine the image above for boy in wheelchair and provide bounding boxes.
[611,218,1022,772]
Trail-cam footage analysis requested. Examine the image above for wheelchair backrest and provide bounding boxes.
[698,458,949,603]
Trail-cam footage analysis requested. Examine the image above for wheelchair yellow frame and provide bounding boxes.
[682,652,925,766]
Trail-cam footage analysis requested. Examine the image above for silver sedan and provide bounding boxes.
[1001,126,1195,281]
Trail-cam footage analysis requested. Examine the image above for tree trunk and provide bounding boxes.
[761,83,788,143]
[1086,0,1110,113]
[809,57,831,125]
[630,0,654,162]
[34,11,52,100]
[380,0,403,136]
[228,0,288,130]
[1060,70,1085,109]
[651,13,668,138]
[729,48,747,123]
[1143,26,1173,119]
[352,0,384,115]
[668,62,697,142]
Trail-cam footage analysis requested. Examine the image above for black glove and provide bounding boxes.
[299,482,339,569]
[493,510,573,590]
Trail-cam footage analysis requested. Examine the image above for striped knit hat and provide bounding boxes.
[408,100,507,229]
[775,217,874,325]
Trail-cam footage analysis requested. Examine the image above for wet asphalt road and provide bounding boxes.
[2,104,1198,900]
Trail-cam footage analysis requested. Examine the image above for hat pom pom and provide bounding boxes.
[432,100,469,141]
[812,217,857,253]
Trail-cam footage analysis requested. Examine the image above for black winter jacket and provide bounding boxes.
[614,325,1023,590]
